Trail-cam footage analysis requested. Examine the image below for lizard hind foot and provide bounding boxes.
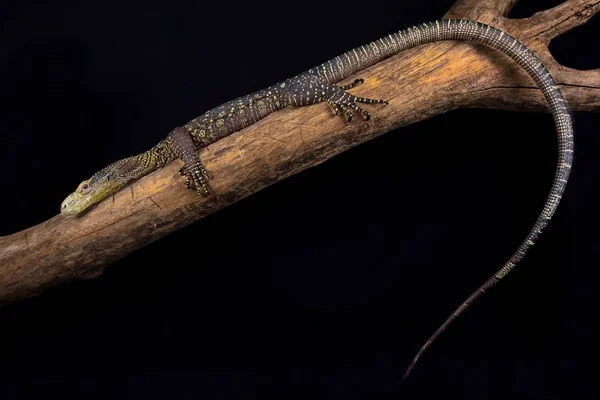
[337,77,388,105]
[328,85,387,122]
[329,94,377,121]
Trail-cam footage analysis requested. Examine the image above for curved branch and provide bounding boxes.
[1,0,599,304]
[446,0,519,19]
[524,0,600,43]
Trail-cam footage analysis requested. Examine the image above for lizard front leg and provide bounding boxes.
[168,127,210,195]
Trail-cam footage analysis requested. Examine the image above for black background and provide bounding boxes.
[0,0,596,399]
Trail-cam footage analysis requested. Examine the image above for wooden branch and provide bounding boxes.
[445,0,519,19]
[1,0,599,305]
[522,0,600,43]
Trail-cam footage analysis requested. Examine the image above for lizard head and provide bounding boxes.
[60,158,138,216]
[60,140,173,216]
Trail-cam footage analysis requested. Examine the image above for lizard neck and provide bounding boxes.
[112,138,177,186]
[136,138,176,173]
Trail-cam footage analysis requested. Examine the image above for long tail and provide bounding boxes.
[310,19,574,379]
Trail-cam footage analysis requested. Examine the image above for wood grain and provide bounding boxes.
[1,0,599,304]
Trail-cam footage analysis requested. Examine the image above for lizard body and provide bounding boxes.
[60,19,574,379]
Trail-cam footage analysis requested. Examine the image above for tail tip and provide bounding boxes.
[400,362,417,384]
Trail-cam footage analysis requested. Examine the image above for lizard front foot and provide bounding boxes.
[327,80,388,121]
[180,163,211,195]
[169,126,211,196]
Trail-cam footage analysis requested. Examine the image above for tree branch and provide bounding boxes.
[446,0,519,19]
[1,0,599,304]
[523,0,600,43]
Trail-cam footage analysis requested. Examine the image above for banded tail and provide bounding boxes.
[308,19,573,378]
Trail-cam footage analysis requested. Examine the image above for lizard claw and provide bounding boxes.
[199,165,211,180]
[181,163,211,196]
[327,87,386,123]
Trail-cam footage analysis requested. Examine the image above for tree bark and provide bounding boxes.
[1,0,598,305]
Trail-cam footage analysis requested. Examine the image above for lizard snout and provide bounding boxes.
[60,194,79,216]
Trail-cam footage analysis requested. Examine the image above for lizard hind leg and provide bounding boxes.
[168,127,211,196]
[282,74,387,121]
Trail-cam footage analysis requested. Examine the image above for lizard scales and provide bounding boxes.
[60,19,574,379]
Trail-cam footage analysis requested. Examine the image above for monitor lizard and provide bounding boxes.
[60,19,574,379]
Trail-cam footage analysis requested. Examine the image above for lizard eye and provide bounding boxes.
[80,182,91,193]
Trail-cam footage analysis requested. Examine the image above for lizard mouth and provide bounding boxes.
[60,195,80,216]
[60,192,92,216]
